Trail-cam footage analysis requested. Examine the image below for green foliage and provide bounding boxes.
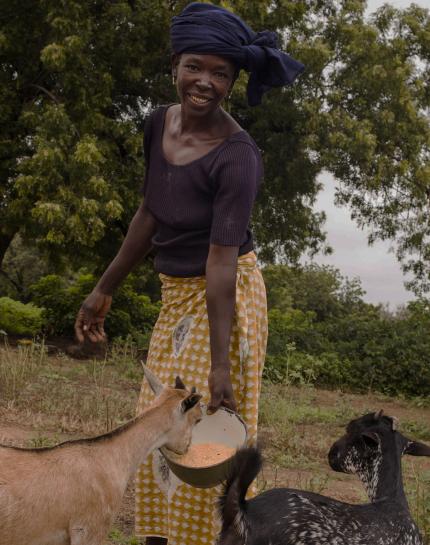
[264,263,365,319]
[0,236,52,300]
[0,297,44,335]
[29,273,160,342]
[263,264,430,397]
[1,1,429,292]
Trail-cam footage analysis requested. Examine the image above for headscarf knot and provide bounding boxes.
[171,2,305,106]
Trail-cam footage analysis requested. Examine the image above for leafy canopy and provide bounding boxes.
[0,1,429,293]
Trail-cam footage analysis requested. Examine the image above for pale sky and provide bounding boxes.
[309,0,429,307]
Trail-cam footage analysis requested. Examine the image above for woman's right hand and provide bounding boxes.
[74,290,112,343]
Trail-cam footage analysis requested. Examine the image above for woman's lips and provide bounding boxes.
[188,93,212,105]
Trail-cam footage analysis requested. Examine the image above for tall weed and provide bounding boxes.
[0,338,47,399]
[407,465,430,544]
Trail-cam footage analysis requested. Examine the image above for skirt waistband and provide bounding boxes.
[159,251,257,287]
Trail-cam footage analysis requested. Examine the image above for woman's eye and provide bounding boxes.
[185,64,199,71]
[215,72,228,79]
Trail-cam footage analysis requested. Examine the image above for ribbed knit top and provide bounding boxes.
[143,105,263,277]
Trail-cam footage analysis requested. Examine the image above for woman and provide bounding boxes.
[75,3,304,544]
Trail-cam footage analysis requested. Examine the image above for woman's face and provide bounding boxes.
[173,53,236,116]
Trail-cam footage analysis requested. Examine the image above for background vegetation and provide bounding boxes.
[1,0,429,289]
[1,0,430,397]
[2,247,430,397]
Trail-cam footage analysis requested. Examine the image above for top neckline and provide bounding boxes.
[159,104,246,168]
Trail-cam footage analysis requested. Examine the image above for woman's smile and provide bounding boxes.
[187,93,212,105]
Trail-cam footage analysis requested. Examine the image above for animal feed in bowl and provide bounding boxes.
[173,443,235,467]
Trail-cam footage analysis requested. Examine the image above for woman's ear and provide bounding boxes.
[171,53,180,80]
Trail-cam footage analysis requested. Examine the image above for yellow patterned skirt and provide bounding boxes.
[135,251,268,544]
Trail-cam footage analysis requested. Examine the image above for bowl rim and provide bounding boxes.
[161,406,248,470]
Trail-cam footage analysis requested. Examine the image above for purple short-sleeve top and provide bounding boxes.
[143,105,263,277]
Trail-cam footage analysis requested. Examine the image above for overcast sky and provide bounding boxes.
[309,0,429,307]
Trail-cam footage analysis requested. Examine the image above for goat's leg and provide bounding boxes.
[146,538,168,545]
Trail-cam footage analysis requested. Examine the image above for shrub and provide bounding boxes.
[264,297,430,397]
[29,273,160,344]
[0,297,44,335]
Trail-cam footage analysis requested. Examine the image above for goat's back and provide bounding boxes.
[220,485,419,545]
[0,443,119,545]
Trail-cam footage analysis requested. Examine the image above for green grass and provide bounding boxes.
[1,341,429,544]
[0,338,139,435]
[258,382,361,469]
[107,529,141,545]
[406,466,430,544]
[402,420,430,442]
[0,338,47,398]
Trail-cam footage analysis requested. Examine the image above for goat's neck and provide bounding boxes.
[356,449,407,504]
[101,405,173,478]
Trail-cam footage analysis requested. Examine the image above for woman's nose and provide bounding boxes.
[196,75,211,89]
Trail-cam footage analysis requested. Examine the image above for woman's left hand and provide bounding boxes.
[207,366,237,415]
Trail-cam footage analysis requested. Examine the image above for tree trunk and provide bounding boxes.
[0,231,16,270]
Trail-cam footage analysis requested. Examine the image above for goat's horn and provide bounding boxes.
[141,361,164,395]
[374,410,384,420]
[390,416,399,431]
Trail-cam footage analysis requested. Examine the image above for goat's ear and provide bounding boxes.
[362,431,381,449]
[388,416,399,431]
[175,376,186,390]
[181,393,202,413]
[141,362,164,395]
[404,440,430,457]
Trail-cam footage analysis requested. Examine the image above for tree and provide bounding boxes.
[1,1,429,293]
[263,262,365,319]
[320,3,430,295]
[0,0,174,270]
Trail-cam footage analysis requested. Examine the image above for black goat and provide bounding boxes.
[217,411,430,545]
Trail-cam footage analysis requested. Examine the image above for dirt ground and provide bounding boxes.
[1,345,429,543]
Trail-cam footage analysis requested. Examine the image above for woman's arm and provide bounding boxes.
[74,201,157,343]
[206,243,239,414]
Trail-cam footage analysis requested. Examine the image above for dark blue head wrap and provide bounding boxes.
[171,2,305,106]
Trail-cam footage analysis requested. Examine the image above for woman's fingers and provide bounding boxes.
[74,307,103,343]
[207,393,222,415]
[222,396,237,413]
[94,321,106,341]
[75,293,111,344]
[207,392,237,414]
[74,308,91,343]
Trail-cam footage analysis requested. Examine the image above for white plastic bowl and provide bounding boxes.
[161,406,247,488]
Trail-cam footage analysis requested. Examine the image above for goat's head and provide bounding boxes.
[328,410,430,487]
[143,364,202,454]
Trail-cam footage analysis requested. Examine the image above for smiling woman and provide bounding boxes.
[175,54,236,108]
[74,2,304,545]
[162,55,241,166]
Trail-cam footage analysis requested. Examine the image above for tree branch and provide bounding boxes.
[27,83,60,104]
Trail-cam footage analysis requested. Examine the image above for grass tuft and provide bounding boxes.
[0,338,47,399]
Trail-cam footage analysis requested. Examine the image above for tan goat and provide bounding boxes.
[0,366,202,545]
